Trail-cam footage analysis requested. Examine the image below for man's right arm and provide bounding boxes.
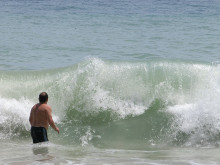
[47,106,59,134]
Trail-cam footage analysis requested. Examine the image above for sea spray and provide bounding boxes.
[0,97,33,139]
[167,64,220,146]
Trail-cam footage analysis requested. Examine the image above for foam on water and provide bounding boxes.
[0,97,32,139]
[167,64,220,146]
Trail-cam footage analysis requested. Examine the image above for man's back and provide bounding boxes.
[30,103,50,129]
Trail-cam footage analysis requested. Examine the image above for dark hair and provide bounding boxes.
[39,92,48,103]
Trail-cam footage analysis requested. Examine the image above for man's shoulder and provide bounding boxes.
[41,104,51,110]
[44,103,51,108]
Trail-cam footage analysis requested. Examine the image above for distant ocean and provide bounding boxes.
[1,0,220,164]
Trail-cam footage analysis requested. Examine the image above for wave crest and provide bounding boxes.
[1,58,220,147]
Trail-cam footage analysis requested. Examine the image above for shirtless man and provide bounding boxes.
[29,92,59,143]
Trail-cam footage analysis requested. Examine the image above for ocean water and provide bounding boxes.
[1,0,220,164]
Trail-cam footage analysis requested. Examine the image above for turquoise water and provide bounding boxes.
[1,0,220,164]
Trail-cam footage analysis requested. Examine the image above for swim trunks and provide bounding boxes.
[31,126,49,143]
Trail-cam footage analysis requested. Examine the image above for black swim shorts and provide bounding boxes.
[31,126,49,143]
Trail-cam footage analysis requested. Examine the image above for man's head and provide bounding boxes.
[39,92,48,103]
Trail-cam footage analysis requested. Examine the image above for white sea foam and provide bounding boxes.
[167,64,220,145]
[0,97,32,139]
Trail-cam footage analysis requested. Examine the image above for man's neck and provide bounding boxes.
[39,102,47,105]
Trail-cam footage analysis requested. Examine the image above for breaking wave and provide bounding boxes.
[0,58,220,148]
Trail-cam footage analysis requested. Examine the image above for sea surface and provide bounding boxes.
[1,0,220,164]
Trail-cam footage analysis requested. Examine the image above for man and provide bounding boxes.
[29,92,59,143]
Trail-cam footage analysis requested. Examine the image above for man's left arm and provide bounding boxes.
[29,107,34,125]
